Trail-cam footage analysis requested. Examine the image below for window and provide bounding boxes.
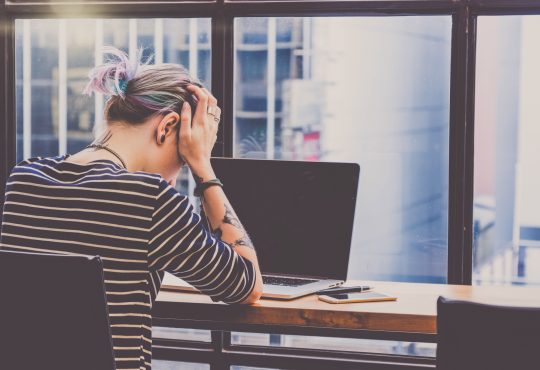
[474,15,540,286]
[3,1,538,369]
[234,16,452,283]
[14,18,211,195]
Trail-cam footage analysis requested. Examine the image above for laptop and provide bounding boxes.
[209,157,360,300]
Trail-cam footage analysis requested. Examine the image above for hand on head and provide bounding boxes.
[177,84,221,174]
[82,46,223,183]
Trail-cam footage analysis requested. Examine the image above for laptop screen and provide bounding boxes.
[210,158,360,281]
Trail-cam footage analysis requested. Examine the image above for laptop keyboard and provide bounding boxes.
[263,275,317,287]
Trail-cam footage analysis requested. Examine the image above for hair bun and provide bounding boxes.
[83,46,140,99]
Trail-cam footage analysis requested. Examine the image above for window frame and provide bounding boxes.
[2,0,540,285]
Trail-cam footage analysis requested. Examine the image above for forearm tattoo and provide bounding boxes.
[223,203,243,230]
[212,203,255,250]
[192,171,204,185]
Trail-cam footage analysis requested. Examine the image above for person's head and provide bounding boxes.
[83,46,202,182]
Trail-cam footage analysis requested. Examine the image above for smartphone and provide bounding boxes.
[318,291,397,304]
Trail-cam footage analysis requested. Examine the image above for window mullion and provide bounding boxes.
[212,6,234,158]
[0,13,16,213]
[447,5,476,285]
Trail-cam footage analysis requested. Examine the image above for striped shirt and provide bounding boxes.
[0,155,257,370]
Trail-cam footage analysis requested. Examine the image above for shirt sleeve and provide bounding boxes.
[148,179,256,304]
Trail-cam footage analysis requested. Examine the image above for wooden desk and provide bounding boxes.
[152,277,540,370]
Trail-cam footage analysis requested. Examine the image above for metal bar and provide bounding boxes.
[154,18,164,64]
[189,18,199,76]
[211,14,224,157]
[0,12,18,214]
[8,1,540,18]
[94,19,104,133]
[223,343,435,366]
[22,19,31,159]
[7,0,540,18]
[447,7,467,284]
[188,18,199,197]
[152,345,221,366]
[220,350,434,370]
[211,3,234,158]
[223,1,459,16]
[302,17,312,79]
[471,0,540,14]
[447,4,475,285]
[210,330,229,370]
[5,2,218,18]
[4,1,460,18]
[153,337,214,350]
[462,12,477,286]
[129,18,137,61]
[265,17,276,159]
[58,19,67,156]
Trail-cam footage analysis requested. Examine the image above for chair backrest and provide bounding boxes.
[0,249,116,370]
[437,295,540,370]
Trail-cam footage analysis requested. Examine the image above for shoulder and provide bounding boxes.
[10,155,63,175]
[14,155,46,167]
[10,155,161,189]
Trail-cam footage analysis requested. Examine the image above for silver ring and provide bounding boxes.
[207,113,220,123]
[207,105,219,116]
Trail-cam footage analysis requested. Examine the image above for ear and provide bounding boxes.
[156,112,180,145]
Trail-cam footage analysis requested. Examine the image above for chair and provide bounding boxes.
[437,295,540,370]
[0,249,116,370]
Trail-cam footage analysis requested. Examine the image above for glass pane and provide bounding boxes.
[15,18,211,197]
[154,360,209,370]
[231,332,436,357]
[66,19,96,154]
[474,16,540,286]
[233,17,452,283]
[153,327,211,342]
[15,19,59,161]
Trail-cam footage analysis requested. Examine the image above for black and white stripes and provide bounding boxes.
[0,155,256,370]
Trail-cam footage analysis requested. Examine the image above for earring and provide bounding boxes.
[160,134,166,143]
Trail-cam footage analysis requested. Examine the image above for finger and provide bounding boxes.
[200,88,220,122]
[186,84,209,125]
[179,101,192,140]
[201,87,218,105]
[214,106,222,122]
[213,113,221,128]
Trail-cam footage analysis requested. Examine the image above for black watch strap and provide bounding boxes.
[194,178,223,197]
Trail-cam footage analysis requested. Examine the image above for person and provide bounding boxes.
[0,46,263,370]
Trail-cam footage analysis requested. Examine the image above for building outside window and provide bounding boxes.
[474,15,540,286]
